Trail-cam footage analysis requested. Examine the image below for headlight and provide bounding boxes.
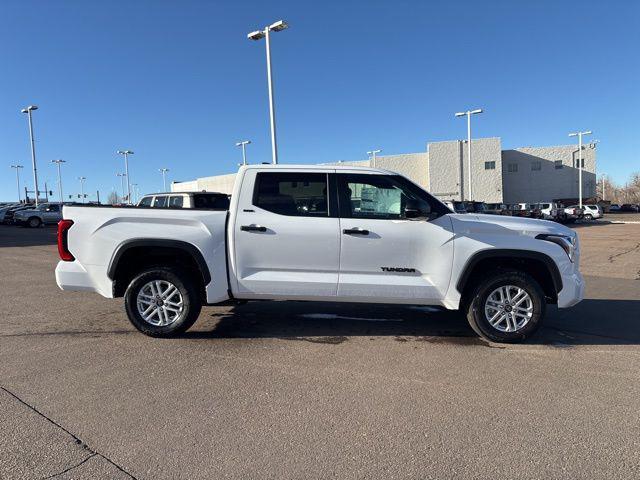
[536,233,577,262]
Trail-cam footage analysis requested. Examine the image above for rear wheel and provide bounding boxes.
[124,266,201,337]
[584,213,593,220]
[465,270,546,343]
[27,217,41,228]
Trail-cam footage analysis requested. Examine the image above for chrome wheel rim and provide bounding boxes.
[136,280,184,326]
[484,285,533,333]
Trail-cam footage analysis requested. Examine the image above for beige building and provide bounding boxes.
[172,137,597,204]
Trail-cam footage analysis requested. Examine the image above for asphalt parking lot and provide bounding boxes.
[1,218,640,479]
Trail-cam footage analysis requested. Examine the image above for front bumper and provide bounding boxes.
[557,270,585,308]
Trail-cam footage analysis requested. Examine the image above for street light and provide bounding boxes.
[455,109,483,201]
[51,160,66,204]
[78,176,87,203]
[568,130,592,208]
[236,140,251,166]
[10,165,24,202]
[131,183,139,204]
[600,173,606,201]
[248,20,289,165]
[367,149,382,168]
[117,150,134,204]
[116,173,127,201]
[21,105,40,206]
[159,168,169,191]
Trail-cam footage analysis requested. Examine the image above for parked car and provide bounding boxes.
[533,202,562,221]
[463,201,488,214]
[2,204,35,225]
[621,204,640,212]
[562,205,584,223]
[137,191,230,210]
[609,204,621,212]
[0,203,20,223]
[13,203,63,227]
[484,203,510,215]
[581,204,603,220]
[443,200,467,213]
[56,164,584,344]
[509,203,542,219]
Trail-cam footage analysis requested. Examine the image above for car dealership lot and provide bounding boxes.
[1,221,639,479]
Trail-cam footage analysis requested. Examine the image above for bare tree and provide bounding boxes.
[107,191,120,205]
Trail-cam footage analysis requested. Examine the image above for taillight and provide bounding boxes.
[57,219,75,261]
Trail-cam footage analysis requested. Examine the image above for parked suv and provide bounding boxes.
[534,202,563,221]
[463,201,488,214]
[137,191,230,210]
[580,204,603,220]
[13,203,63,227]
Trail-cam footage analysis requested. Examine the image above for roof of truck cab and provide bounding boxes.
[240,164,395,174]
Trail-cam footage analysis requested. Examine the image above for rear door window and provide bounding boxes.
[153,195,167,207]
[253,172,328,216]
[139,196,153,207]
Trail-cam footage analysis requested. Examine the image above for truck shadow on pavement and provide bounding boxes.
[186,299,640,347]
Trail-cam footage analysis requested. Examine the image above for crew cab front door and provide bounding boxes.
[336,173,454,303]
[232,169,340,298]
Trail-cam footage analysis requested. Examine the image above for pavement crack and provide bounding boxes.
[0,386,138,479]
[44,453,97,479]
[607,242,640,263]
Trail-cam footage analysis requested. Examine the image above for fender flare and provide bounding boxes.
[456,249,563,295]
[107,238,211,285]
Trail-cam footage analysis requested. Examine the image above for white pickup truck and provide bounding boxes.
[55,165,584,343]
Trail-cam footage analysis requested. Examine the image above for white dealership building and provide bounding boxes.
[172,137,597,204]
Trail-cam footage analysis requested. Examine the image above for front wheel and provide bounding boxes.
[584,213,593,220]
[27,217,42,228]
[465,270,546,343]
[124,267,202,337]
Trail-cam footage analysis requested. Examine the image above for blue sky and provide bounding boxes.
[1,0,638,202]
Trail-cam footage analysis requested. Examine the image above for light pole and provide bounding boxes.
[568,130,592,208]
[248,20,289,165]
[78,176,87,203]
[117,150,134,204]
[116,173,127,201]
[236,140,251,166]
[10,165,24,202]
[21,105,40,206]
[159,168,169,191]
[455,109,483,201]
[131,183,139,203]
[51,160,66,204]
[367,149,381,168]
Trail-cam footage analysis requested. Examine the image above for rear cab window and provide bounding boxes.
[193,194,230,210]
[168,195,184,208]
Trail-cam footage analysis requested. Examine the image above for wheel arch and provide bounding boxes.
[456,249,563,304]
[108,239,211,298]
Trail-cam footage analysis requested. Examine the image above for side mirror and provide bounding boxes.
[404,199,432,220]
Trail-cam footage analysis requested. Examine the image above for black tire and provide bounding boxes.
[584,213,593,220]
[27,217,41,228]
[465,269,546,343]
[124,266,201,337]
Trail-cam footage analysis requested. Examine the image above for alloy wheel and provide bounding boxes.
[136,280,184,326]
[484,285,533,333]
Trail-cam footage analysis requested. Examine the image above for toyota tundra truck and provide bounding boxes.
[55,164,584,343]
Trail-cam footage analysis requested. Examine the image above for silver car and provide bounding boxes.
[13,203,63,227]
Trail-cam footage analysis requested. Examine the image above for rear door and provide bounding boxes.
[232,169,340,298]
[336,173,454,304]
